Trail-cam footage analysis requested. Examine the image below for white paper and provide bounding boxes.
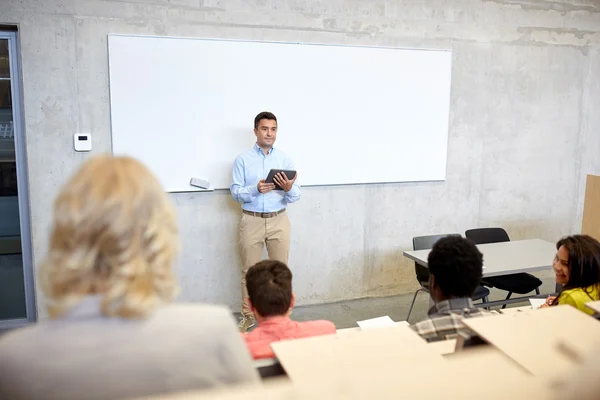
[529,298,546,309]
[357,316,398,330]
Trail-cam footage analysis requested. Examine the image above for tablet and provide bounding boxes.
[265,169,297,191]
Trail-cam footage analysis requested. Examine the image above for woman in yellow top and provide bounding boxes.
[542,235,600,315]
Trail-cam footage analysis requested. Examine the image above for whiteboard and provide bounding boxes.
[108,35,452,191]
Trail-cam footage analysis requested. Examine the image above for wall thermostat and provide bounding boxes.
[74,133,92,152]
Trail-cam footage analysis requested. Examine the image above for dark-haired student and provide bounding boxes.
[242,260,336,359]
[412,235,492,342]
[540,235,600,315]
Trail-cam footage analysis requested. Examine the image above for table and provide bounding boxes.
[403,238,556,307]
[267,326,548,398]
[585,300,600,314]
[497,306,535,315]
[428,338,457,355]
[271,325,437,383]
[463,305,600,377]
[154,361,550,399]
[336,321,409,336]
[403,238,556,278]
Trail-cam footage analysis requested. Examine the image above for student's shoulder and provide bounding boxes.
[0,322,49,366]
[564,285,600,298]
[411,317,436,334]
[560,287,585,300]
[557,289,582,308]
[301,319,337,333]
[410,318,442,342]
[0,319,52,348]
[243,325,265,341]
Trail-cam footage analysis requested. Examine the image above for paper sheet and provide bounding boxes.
[529,298,546,310]
[357,316,398,330]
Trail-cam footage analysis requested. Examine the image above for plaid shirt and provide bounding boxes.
[411,297,492,342]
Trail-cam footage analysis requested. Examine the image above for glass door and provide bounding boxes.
[0,30,36,328]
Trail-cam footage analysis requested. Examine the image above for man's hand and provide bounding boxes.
[273,172,297,192]
[257,179,275,194]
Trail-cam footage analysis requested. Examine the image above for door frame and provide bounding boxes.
[0,29,37,328]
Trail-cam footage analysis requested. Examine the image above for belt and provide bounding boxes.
[243,209,286,219]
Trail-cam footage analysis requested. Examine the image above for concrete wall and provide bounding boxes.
[1,0,599,316]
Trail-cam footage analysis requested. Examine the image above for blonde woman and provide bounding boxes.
[0,156,258,400]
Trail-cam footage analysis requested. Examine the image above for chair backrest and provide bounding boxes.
[254,358,286,379]
[412,233,461,284]
[465,227,510,245]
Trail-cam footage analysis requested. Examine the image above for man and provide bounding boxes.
[242,260,336,359]
[411,235,492,342]
[230,112,301,332]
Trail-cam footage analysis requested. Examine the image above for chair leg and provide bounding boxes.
[482,296,489,310]
[501,291,513,309]
[407,288,424,321]
[535,287,540,295]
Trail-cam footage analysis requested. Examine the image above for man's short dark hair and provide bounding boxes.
[254,111,277,129]
[428,236,483,298]
[246,260,292,317]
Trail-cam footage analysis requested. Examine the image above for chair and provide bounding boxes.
[465,228,542,308]
[406,233,490,321]
[455,331,488,351]
[253,358,286,379]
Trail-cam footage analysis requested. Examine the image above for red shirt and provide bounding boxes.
[243,316,336,359]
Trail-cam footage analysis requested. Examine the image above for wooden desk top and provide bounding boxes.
[463,305,600,377]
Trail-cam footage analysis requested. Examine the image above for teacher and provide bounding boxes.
[230,111,301,332]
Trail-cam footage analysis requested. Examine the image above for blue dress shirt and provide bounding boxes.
[230,144,301,213]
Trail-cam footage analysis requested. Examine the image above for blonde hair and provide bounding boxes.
[40,155,179,319]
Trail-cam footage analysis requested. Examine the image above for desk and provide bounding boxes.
[272,325,437,384]
[585,300,600,314]
[336,321,409,336]
[268,327,548,399]
[403,238,556,278]
[428,338,457,355]
[444,345,528,377]
[151,366,551,399]
[150,334,549,399]
[404,239,556,307]
[497,306,535,315]
[463,305,600,377]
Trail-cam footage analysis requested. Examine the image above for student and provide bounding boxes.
[411,235,491,342]
[243,260,336,359]
[0,155,258,400]
[541,235,600,315]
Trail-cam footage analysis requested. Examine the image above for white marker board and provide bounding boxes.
[108,35,452,191]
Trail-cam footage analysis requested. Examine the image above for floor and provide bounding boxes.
[2,267,557,329]
[267,276,558,329]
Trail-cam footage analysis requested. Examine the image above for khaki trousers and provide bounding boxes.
[239,211,290,316]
